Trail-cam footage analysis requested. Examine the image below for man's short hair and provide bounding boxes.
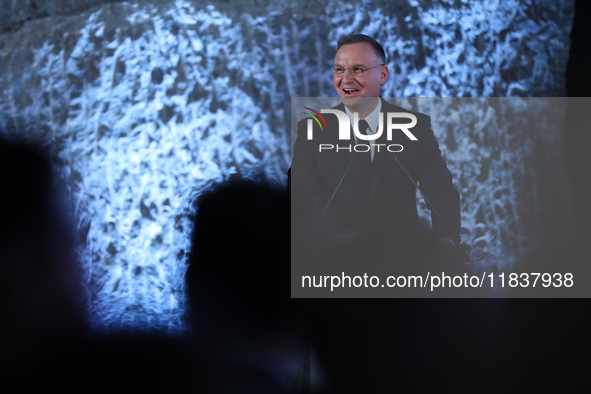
[337,34,386,64]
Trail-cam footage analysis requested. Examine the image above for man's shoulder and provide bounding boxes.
[332,102,346,111]
[296,99,430,127]
[380,98,430,123]
[296,102,345,128]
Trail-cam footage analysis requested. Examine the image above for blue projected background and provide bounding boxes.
[0,0,575,330]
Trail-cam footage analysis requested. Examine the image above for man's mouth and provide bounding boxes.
[343,88,359,96]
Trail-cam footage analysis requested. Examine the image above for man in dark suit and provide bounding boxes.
[290,34,462,275]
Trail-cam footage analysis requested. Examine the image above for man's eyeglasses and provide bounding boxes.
[331,64,385,76]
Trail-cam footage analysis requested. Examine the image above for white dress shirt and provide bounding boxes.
[345,99,382,162]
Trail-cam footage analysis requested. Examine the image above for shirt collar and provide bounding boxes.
[344,98,382,134]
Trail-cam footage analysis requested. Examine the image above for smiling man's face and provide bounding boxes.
[333,42,388,116]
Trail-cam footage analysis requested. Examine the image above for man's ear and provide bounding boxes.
[380,65,389,85]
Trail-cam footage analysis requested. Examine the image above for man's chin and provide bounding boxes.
[341,95,362,110]
[341,95,379,112]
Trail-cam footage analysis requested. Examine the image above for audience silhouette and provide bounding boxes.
[185,177,309,393]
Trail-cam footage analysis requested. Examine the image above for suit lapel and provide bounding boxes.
[329,103,371,202]
[328,99,409,204]
[368,99,404,204]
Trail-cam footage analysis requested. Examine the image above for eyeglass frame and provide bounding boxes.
[331,64,386,76]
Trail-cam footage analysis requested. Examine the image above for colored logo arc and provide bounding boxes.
[303,107,329,131]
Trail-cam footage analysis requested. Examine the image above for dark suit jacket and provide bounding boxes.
[290,98,461,247]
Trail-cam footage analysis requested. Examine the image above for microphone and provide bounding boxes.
[322,153,354,217]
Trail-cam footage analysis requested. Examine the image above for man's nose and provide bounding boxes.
[342,68,355,81]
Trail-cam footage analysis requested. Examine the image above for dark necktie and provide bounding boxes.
[357,119,372,172]
[355,118,373,200]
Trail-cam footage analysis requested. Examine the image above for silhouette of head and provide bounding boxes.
[0,138,86,343]
[185,178,291,337]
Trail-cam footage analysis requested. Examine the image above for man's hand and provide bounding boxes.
[435,237,455,250]
[435,238,472,266]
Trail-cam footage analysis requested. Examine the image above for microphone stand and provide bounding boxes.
[392,156,472,265]
[322,155,353,217]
